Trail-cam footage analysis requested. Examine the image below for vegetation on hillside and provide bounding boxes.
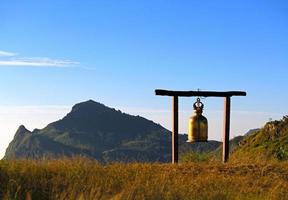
[1,157,288,200]
[232,116,288,162]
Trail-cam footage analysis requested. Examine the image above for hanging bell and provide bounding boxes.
[187,98,208,142]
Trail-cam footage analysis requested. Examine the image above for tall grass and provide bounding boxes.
[1,157,288,200]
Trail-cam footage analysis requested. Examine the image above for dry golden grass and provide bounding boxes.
[1,157,288,200]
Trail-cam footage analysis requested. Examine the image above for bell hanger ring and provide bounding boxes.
[193,97,204,110]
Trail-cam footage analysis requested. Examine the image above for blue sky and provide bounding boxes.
[0,0,288,158]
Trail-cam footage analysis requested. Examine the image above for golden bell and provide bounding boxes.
[187,98,208,142]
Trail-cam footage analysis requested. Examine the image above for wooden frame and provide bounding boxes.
[155,89,246,163]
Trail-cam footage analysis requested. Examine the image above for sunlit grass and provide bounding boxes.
[0,157,288,200]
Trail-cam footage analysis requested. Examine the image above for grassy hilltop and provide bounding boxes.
[1,158,288,200]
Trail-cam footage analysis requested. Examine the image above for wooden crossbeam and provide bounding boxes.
[155,89,246,97]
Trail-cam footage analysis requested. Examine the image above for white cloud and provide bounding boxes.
[0,50,78,67]
[0,50,17,57]
[0,57,78,67]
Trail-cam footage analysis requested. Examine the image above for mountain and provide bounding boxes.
[4,100,221,162]
[232,116,288,161]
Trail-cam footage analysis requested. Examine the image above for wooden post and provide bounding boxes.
[223,96,231,163]
[172,96,179,164]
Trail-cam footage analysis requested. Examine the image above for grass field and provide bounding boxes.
[1,157,288,200]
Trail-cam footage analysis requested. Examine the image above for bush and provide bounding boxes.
[275,147,288,161]
[180,152,210,163]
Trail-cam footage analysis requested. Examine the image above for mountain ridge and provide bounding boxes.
[4,100,221,162]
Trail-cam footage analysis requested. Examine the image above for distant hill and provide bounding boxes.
[232,116,288,161]
[244,128,260,136]
[4,100,221,162]
[212,128,260,157]
[211,135,244,158]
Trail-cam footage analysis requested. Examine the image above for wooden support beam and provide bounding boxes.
[223,96,231,163]
[172,96,179,164]
[155,89,246,97]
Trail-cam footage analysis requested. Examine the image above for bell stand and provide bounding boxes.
[155,89,247,164]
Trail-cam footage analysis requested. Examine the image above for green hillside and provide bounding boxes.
[232,116,288,162]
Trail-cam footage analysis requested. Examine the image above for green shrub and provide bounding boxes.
[180,152,210,163]
[275,147,288,161]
